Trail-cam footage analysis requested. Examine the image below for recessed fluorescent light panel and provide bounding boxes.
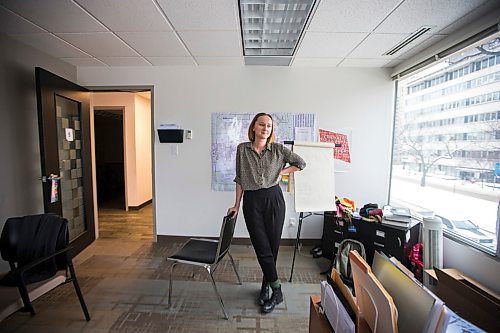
[239,0,316,65]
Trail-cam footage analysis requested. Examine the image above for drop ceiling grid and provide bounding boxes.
[0,0,498,67]
[0,0,107,33]
[374,0,490,34]
[296,32,367,58]
[177,31,242,57]
[156,0,240,31]
[8,33,91,58]
[56,32,139,57]
[292,57,343,67]
[61,57,108,67]
[74,0,173,32]
[145,56,197,66]
[96,56,151,66]
[306,0,402,33]
[0,6,44,34]
[116,31,190,57]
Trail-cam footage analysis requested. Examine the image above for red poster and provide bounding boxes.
[319,129,351,163]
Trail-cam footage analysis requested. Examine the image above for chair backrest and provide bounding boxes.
[349,250,398,333]
[0,214,69,284]
[215,214,237,263]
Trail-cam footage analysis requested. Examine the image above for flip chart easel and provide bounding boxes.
[287,141,337,282]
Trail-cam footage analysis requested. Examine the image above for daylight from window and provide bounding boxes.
[390,34,500,255]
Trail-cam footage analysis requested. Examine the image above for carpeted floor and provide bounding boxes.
[0,238,331,332]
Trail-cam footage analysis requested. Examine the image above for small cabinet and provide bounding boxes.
[321,212,345,260]
[322,213,420,268]
[351,218,420,266]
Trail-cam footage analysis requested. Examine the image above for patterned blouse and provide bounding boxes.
[234,142,306,191]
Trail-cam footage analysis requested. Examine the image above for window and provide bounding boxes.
[390,34,500,256]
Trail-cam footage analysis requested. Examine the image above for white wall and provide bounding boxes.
[0,33,76,271]
[78,66,394,239]
[91,92,152,208]
[133,94,153,206]
[443,237,500,292]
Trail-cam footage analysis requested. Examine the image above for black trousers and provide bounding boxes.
[243,184,285,283]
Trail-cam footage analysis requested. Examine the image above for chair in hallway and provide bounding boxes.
[0,213,90,322]
[166,213,242,319]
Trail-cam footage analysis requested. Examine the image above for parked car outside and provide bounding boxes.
[436,215,495,247]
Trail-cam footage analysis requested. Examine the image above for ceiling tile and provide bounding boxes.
[157,0,239,31]
[195,57,243,66]
[0,0,107,33]
[57,32,138,57]
[116,31,189,57]
[97,57,151,66]
[8,33,90,58]
[375,0,489,34]
[178,31,241,56]
[61,57,107,66]
[145,56,196,66]
[438,1,500,34]
[291,57,342,67]
[308,0,401,33]
[339,58,393,67]
[296,32,367,58]
[0,6,45,34]
[75,0,172,32]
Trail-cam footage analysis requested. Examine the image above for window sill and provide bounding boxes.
[443,229,497,258]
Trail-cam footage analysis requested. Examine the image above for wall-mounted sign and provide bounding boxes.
[65,128,74,142]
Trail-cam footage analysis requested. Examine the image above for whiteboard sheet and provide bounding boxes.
[293,141,336,213]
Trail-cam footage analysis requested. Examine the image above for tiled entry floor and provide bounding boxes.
[0,239,331,332]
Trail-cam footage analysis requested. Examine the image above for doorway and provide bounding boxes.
[94,109,125,209]
[92,90,154,241]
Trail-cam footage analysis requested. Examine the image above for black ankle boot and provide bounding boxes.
[258,279,270,306]
[261,286,283,313]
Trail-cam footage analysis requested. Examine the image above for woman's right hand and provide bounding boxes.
[227,206,239,217]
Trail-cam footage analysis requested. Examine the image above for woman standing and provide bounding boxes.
[227,113,306,313]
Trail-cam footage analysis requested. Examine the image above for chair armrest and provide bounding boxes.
[11,246,73,278]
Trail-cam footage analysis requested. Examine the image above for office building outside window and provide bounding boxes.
[390,34,500,256]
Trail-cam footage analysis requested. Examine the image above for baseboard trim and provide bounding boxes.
[128,199,152,210]
[157,235,320,246]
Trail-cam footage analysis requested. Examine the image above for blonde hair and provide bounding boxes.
[248,113,275,143]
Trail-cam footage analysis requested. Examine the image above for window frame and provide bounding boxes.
[389,32,500,259]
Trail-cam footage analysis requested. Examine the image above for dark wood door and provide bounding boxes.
[35,67,95,256]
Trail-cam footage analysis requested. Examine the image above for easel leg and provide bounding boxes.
[289,212,303,282]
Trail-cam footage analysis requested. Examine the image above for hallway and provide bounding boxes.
[98,203,154,240]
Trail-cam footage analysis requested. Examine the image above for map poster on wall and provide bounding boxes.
[319,128,352,171]
[211,113,316,191]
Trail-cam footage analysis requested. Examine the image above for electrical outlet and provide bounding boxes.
[289,217,296,226]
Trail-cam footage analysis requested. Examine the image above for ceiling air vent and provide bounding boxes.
[383,26,432,56]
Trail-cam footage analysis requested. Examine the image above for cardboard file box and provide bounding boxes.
[433,268,500,332]
[309,295,333,333]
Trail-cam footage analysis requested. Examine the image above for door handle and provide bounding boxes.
[38,174,60,183]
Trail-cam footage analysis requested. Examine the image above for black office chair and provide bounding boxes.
[166,213,242,319]
[0,213,90,321]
